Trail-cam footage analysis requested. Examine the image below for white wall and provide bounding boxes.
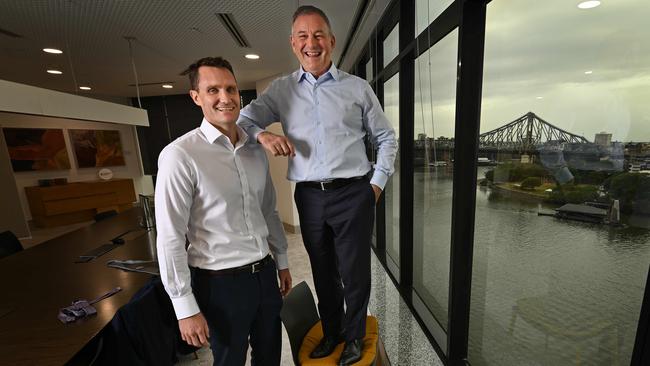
[0,111,148,220]
[0,80,148,126]
[255,74,301,230]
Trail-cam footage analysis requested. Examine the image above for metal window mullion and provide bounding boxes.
[447,0,488,362]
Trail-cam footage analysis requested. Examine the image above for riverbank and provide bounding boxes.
[487,182,549,201]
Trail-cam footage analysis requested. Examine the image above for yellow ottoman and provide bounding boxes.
[298,316,378,366]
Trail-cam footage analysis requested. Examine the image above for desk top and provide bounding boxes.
[0,208,156,365]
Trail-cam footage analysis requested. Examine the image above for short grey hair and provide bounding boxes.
[292,5,333,35]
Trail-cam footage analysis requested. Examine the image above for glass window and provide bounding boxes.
[415,0,454,37]
[412,29,458,332]
[384,73,400,278]
[469,1,650,365]
[383,24,399,67]
[366,57,373,83]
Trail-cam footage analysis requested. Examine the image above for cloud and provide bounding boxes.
[478,0,650,141]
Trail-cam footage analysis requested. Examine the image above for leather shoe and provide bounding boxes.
[310,335,341,358]
[338,339,363,365]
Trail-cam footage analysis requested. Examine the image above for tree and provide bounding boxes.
[608,173,650,213]
[485,169,494,182]
[521,177,542,190]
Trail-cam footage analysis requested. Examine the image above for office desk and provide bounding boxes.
[0,208,155,365]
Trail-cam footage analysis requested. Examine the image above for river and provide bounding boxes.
[409,166,650,365]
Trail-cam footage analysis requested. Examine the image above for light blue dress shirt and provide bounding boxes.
[238,64,398,189]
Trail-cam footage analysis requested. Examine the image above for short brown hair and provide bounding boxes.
[292,5,332,34]
[180,57,235,91]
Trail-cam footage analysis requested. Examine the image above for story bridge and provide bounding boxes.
[415,112,597,167]
[478,112,590,152]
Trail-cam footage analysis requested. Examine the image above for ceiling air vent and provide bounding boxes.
[0,27,23,38]
[215,13,250,48]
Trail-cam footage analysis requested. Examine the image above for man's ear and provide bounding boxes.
[331,34,336,49]
[189,90,200,106]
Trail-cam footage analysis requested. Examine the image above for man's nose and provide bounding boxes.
[217,90,230,100]
[307,35,318,47]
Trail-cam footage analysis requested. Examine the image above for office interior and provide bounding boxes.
[1,0,649,365]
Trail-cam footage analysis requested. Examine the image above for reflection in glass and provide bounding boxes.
[469,1,650,365]
[384,73,400,274]
[366,57,373,82]
[415,0,454,36]
[412,29,458,331]
[383,24,399,67]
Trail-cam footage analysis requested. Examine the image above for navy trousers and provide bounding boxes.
[295,177,375,341]
[191,261,282,366]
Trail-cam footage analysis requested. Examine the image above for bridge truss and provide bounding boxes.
[479,112,590,152]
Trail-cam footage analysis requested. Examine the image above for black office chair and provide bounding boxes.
[0,230,24,259]
[94,210,118,222]
[93,276,198,365]
[280,281,320,366]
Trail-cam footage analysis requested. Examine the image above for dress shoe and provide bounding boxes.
[338,339,363,365]
[310,335,341,358]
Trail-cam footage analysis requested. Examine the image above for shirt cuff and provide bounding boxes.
[171,293,201,320]
[274,253,289,270]
[251,126,266,143]
[370,171,389,190]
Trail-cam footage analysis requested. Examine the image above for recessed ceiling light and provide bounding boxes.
[245,54,260,60]
[46,69,62,74]
[79,86,91,90]
[162,84,173,89]
[43,48,63,54]
[536,96,544,99]
[585,70,593,74]
[578,1,601,9]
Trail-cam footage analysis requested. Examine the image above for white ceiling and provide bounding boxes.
[0,0,361,100]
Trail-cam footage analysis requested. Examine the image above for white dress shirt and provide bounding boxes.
[155,119,288,319]
[238,63,397,189]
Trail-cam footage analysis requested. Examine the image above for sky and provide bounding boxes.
[387,0,650,143]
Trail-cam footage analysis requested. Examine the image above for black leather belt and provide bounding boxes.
[298,176,365,191]
[194,255,273,277]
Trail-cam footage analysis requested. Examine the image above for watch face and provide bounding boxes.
[98,168,113,180]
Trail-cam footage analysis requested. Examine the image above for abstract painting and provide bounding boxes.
[2,128,70,171]
[69,129,125,168]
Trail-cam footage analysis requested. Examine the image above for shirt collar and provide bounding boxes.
[199,118,248,146]
[296,63,339,83]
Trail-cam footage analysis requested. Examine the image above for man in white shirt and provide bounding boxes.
[155,57,292,366]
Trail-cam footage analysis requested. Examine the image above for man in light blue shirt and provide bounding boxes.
[238,5,397,365]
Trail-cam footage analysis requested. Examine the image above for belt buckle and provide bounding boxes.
[251,261,261,273]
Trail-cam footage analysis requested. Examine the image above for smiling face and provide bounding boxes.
[189,66,240,129]
[290,13,335,78]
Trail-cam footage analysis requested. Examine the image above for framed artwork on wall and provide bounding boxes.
[2,128,71,172]
[69,129,126,168]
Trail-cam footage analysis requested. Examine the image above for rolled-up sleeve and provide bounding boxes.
[155,145,200,320]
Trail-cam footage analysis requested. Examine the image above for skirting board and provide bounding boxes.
[282,222,300,234]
